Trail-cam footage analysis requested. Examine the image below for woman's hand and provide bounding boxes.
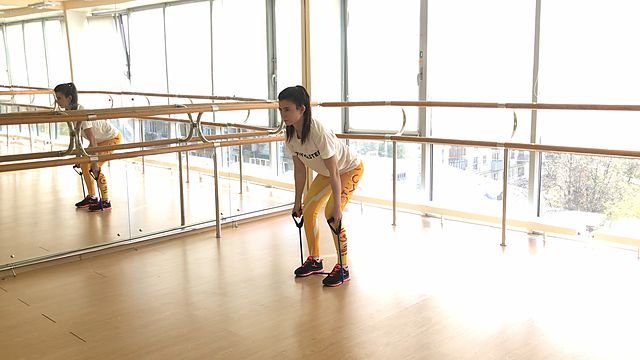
[292,202,303,218]
[90,162,99,175]
[328,207,342,225]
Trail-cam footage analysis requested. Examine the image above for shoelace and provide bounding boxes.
[328,265,344,277]
[303,257,317,267]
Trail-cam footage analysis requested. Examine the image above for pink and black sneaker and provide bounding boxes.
[322,264,350,287]
[88,200,112,212]
[75,195,99,208]
[294,256,324,277]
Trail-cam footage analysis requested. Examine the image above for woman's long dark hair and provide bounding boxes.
[54,82,78,110]
[278,85,311,144]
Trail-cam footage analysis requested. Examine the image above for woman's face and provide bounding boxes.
[278,99,305,127]
[55,92,72,109]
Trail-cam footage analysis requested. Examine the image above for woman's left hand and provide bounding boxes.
[90,162,99,175]
[329,207,342,225]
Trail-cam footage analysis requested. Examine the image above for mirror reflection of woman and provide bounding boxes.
[54,82,122,211]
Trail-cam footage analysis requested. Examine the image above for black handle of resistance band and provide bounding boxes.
[73,165,86,198]
[327,217,345,281]
[292,214,304,265]
[89,168,103,209]
[326,217,342,236]
[292,214,304,229]
[89,168,101,181]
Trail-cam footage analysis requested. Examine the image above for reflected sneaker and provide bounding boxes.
[322,264,350,287]
[75,195,98,208]
[88,200,111,212]
[294,256,324,277]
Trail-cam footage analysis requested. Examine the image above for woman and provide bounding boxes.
[279,85,364,287]
[54,82,121,211]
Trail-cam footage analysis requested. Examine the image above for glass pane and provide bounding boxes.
[83,16,129,92]
[541,153,640,245]
[432,145,503,216]
[45,20,71,87]
[24,22,53,110]
[181,146,218,226]
[538,1,640,150]
[0,28,8,85]
[212,0,268,126]
[126,154,182,237]
[275,0,302,94]
[6,24,29,105]
[0,162,131,266]
[166,1,212,96]
[309,0,341,133]
[129,8,167,93]
[427,0,534,139]
[347,0,420,132]
[427,0,534,210]
[349,140,424,204]
[24,22,48,88]
[428,0,534,102]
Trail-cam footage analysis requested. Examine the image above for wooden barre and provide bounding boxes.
[137,116,271,132]
[0,102,280,125]
[80,90,267,102]
[0,89,53,95]
[384,134,640,158]
[0,102,53,110]
[84,131,271,153]
[0,135,285,173]
[0,84,49,91]
[319,100,640,112]
[0,130,271,163]
[0,85,267,102]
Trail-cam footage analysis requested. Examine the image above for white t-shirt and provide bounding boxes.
[285,118,359,176]
[75,104,120,142]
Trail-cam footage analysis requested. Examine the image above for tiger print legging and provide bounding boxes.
[80,132,122,201]
[302,160,364,265]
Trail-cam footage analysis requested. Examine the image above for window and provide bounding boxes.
[538,1,640,233]
[0,29,7,86]
[83,16,129,92]
[310,0,342,133]
[347,0,420,133]
[129,8,167,94]
[275,0,302,93]
[212,0,268,126]
[42,20,70,88]
[6,25,28,91]
[165,1,212,97]
[23,22,48,88]
[428,0,534,213]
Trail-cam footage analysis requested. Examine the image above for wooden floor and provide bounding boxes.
[2,204,640,359]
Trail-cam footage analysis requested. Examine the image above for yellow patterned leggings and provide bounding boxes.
[81,132,122,201]
[303,160,364,265]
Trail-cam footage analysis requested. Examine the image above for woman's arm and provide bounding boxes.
[323,155,342,224]
[292,155,307,216]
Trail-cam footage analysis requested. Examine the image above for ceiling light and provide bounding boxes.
[27,1,60,9]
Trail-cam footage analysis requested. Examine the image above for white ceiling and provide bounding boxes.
[0,0,163,20]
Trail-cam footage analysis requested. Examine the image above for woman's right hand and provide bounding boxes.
[292,202,303,218]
